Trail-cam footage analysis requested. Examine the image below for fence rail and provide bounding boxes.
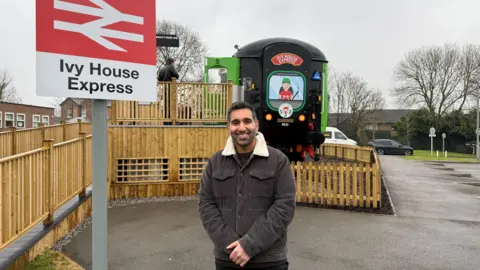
[0,133,92,251]
[0,121,92,159]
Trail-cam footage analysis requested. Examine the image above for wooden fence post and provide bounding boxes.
[43,139,54,225]
[40,123,45,141]
[170,78,177,125]
[111,100,117,125]
[8,127,16,155]
[79,132,87,198]
[77,119,83,133]
[61,120,66,141]
[227,80,233,106]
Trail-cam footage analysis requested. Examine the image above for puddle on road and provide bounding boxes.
[462,182,480,187]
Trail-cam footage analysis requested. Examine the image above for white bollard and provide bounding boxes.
[436,150,438,157]
[445,151,448,158]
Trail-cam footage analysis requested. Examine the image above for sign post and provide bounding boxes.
[442,133,446,154]
[429,127,436,156]
[36,0,156,268]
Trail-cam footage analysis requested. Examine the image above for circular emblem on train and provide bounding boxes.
[278,103,293,118]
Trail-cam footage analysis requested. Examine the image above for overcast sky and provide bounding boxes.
[0,0,479,109]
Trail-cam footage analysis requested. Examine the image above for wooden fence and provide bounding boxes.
[292,160,381,209]
[108,126,229,199]
[0,133,92,251]
[0,121,92,158]
[322,144,374,163]
[108,125,382,208]
[111,79,233,125]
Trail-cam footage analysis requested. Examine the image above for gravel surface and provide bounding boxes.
[52,216,92,252]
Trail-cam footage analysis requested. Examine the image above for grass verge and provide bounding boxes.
[23,249,84,270]
[403,150,479,163]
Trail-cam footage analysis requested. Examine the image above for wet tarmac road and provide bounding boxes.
[63,199,480,270]
[380,156,480,222]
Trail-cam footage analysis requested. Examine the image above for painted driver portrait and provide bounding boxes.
[278,77,294,100]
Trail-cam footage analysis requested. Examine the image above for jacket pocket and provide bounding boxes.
[212,170,236,208]
[247,170,275,210]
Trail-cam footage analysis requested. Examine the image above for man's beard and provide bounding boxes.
[232,130,256,147]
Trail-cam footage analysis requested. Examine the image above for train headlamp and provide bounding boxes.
[265,114,272,121]
[298,114,305,122]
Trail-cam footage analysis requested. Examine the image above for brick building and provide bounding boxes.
[0,101,54,132]
[60,98,112,122]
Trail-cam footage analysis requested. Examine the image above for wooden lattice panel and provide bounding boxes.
[178,157,209,181]
[116,157,169,182]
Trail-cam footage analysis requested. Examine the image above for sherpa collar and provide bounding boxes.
[221,132,269,157]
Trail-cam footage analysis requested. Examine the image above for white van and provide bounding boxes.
[323,127,358,146]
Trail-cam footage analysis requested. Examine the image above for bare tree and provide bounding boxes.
[156,20,208,82]
[391,43,480,126]
[0,68,22,103]
[332,72,386,139]
[458,44,480,110]
[327,67,348,125]
[365,88,386,139]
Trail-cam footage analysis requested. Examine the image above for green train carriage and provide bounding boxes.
[205,37,329,162]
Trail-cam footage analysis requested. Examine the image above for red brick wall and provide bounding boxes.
[0,102,54,132]
[60,99,81,121]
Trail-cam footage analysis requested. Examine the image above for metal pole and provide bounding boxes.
[431,136,433,156]
[476,87,479,160]
[92,99,108,269]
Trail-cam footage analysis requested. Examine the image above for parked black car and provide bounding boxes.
[367,139,414,156]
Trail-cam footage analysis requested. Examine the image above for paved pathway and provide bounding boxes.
[63,199,480,270]
[380,156,480,221]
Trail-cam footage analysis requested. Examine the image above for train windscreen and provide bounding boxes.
[267,71,306,110]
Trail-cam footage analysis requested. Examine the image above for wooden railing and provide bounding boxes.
[0,120,92,158]
[0,133,92,251]
[111,79,233,125]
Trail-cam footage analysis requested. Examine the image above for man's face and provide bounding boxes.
[282,82,290,90]
[228,108,258,148]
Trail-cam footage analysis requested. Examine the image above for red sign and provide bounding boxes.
[36,0,156,65]
[35,0,157,102]
[271,53,303,66]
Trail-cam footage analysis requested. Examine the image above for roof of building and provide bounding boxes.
[0,101,54,110]
[60,98,112,107]
[329,109,416,126]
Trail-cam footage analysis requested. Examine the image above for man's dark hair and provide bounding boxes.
[227,101,258,122]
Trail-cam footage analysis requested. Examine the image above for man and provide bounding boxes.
[198,101,296,269]
[157,57,179,125]
[157,57,179,82]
